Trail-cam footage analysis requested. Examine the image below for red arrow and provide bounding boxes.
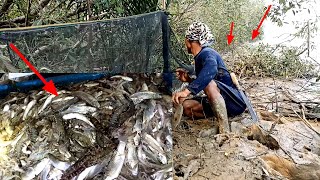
[9,43,58,96]
[227,22,234,45]
[252,5,272,40]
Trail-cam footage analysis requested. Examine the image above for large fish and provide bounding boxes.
[129,91,162,105]
[105,140,127,180]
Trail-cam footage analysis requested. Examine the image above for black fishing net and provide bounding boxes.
[0,11,166,73]
[0,11,191,93]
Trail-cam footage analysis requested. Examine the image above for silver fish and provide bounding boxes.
[126,136,138,176]
[3,104,9,112]
[62,113,95,127]
[22,99,37,120]
[105,140,126,180]
[151,166,173,180]
[52,96,75,103]
[40,162,51,180]
[129,91,162,105]
[76,164,103,180]
[133,133,140,146]
[137,145,163,169]
[110,75,133,82]
[143,100,156,128]
[48,154,71,171]
[48,168,64,180]
[84,83,99,87]
[38,94,55,114]
[21,158,50,180]
[143,134,165,155]
[62,105,97,115]
[141,83,148,91]
[133,118,142,133]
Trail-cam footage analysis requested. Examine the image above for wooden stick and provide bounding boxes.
[291,105,320,136]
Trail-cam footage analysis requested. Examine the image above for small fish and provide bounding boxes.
[143,134,165,155]
[21,158,51,180]
[3,104,10,112]
[133,133,140,146]
[62,105,97,115]
[141,83,148,91]
[40,162,51,180]
[143,100,156,128]
[62,113,95,127]
[151,166,173,180]
[105,140,127,180]
[22,99,37,120]
[137,145,163,169]
[48,154,71,171]
[172,104,183,129]
[52,96,75,103]
[84,83,99,87]
[129,91,162,105]
[74,91,100,108]
[48,168,64,180]
[38,94,55,114]
[110,75,133,82]
[126,136,138,176]
[133,118,142,133]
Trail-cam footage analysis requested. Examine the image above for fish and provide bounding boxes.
[73,91,100,108]
[129,91,162,105]
[52,96,75,103]
[172,104,183,129]
[21,158,51,180]
[143,100,157,128]
[52,97,79,112]
[22,99,37,120]
[126,136,138,176]
[137,145,163,169]
[38,94,55,114]
[62,113,95,128]
[61,105,97,115]
[48,154,72,171]
[141,83,148,91]
[105,140,127,180]
[143,134,165,155]
[3,104,10,112]
[151,165,173,180]
[40,162,51,180]
[110,75,133,82]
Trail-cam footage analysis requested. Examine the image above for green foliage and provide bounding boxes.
[0,0,160,27]
[224,44,316,78]
[168,0,264,52]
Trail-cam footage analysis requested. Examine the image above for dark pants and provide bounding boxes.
[193,80,246,117]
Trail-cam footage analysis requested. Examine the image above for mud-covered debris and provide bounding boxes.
[199,127,218,138]
[247,124,280,150]
[182,159,201,180]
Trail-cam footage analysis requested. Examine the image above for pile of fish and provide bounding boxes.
[0,74,173,180]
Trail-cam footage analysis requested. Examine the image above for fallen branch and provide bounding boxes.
[291,105,320,137]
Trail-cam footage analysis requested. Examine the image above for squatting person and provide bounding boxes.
[172,22,247,133]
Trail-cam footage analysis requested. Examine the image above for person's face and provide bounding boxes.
[185,38,192,54]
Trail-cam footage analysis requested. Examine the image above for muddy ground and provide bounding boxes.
[173,78,320,180]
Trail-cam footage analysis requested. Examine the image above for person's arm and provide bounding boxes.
[187,54,218,95]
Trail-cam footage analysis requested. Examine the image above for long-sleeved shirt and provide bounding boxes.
[187,47,234,95]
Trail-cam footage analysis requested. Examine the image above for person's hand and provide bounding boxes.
[175,68,191,82]
[172,89,191,105]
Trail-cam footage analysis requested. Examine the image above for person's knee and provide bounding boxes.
[182,101,192,116]
[204,81,221,101]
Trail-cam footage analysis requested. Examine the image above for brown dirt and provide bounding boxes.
[173,78,320,180]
